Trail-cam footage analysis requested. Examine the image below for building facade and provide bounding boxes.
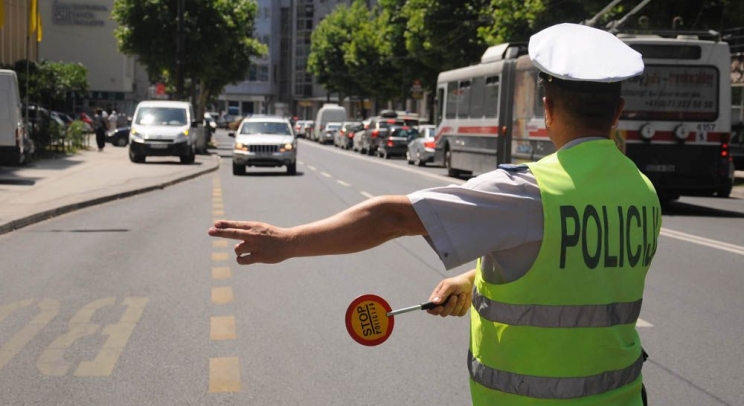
[37,0,148,115]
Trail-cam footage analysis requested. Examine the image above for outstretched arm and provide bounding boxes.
[208,195,427,265]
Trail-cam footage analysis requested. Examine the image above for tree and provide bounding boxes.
[112,0,266,117]
[307,2,365,103]
[401,0,492,89]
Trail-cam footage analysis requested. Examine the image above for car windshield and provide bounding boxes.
[326,124,341,130]
[135,107,187,126]
[392,128,420,138]
[240,121,291,135]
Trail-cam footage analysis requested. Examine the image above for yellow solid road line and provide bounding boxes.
[211,287,234,304]
[210,316,237,341]
[209,357,241,393]
[211,267,231,280]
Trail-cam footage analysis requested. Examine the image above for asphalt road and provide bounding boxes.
[0,129,742,406]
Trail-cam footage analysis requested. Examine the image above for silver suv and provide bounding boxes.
[230,116,297,175]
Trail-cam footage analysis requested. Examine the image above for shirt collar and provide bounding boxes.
[560,137,607,150]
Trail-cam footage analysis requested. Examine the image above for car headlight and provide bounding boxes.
[280,143,294,152]
[130,129,142,138]
[235,142,248,151]
[183,129,189,136]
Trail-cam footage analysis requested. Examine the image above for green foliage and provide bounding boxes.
[66,120,88,151]
[1,60,88,107]
[112,0,266,114]
[307,0,744,110]
[307,2,364,98]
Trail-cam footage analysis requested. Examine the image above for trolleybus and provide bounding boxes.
[433,32,736,201]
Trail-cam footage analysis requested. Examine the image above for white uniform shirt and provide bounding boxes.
[407,138,604,282]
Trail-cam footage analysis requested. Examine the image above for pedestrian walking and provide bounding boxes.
[208,23,660,406]
[94,108,107,152]
[108,108,118,131]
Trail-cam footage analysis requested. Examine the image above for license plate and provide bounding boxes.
[149,144,168,149]
[645,164,675,172]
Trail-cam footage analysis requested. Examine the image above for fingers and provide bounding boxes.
[208,221,256,240]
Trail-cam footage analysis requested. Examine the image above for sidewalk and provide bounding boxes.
[0,137,219,235]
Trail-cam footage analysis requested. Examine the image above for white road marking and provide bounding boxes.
[360,191,374,199]
[298,160,304,165]
[321,172,332,178]
[636,318,653,328]
[337,180,350,187]
[300,139,465,185]
[660,228,744,256]
[307,165,317,171]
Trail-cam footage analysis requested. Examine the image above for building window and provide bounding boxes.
[248,65,270,82]
[732,86,743,122]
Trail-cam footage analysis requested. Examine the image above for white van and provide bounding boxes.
[128,100,197,164]
[313,104,346,143]
[0,70,31,165]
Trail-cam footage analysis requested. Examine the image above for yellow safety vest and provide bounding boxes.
[470,139,661,405]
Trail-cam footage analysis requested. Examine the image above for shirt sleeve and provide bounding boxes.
[407,168,543,270]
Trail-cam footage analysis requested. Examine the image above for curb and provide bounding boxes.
[0,154,221,235]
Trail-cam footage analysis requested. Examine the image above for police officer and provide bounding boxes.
[208,23,660,406]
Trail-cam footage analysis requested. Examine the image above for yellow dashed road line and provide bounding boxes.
[211,252,230,262]
[209,357,241,393]
[211,267,231,280]
[211,286,234,305]
[210,316,237,341]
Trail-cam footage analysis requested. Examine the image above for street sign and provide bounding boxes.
[344,294,393,346]
[344,294,450,346]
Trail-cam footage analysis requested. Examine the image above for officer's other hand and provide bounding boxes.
[208,220,292,265]
[426,273,474,318]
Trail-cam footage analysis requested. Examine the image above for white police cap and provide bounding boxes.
[529,23,644,83]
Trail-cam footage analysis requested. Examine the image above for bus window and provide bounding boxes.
[458,80,471,118]
[470,77,485,118]
[446,82,458,119]
[485,76,500,118]
[513,70,537,120]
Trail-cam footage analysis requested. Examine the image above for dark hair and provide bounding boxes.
[540,73,622,130]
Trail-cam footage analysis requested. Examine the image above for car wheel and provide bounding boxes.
[415,151,425,167]
[180,146,196,164]
[116,137,128,147]
[406,151,413,165]
[129,147,145,163]
[286,162,297,175]
[232,162,246,176]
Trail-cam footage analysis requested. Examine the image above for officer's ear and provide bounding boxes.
[611,98,625,128]
[543,96,555,127]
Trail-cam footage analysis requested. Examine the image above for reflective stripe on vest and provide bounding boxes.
[472,291,642,327]
[468,351,644,399]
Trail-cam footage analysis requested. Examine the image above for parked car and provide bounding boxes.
[106,126,130,147]
[359,111,405,155]
[128,100,198,164]
[376,126,417,159]
[294,120,307,137]
[334,121,362,149]
[0,70,33,165]
[352,120,370,153]
[407,125,437,166]
[319,122,342,145]
[314,104,347,143]
[230,116,297,175]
